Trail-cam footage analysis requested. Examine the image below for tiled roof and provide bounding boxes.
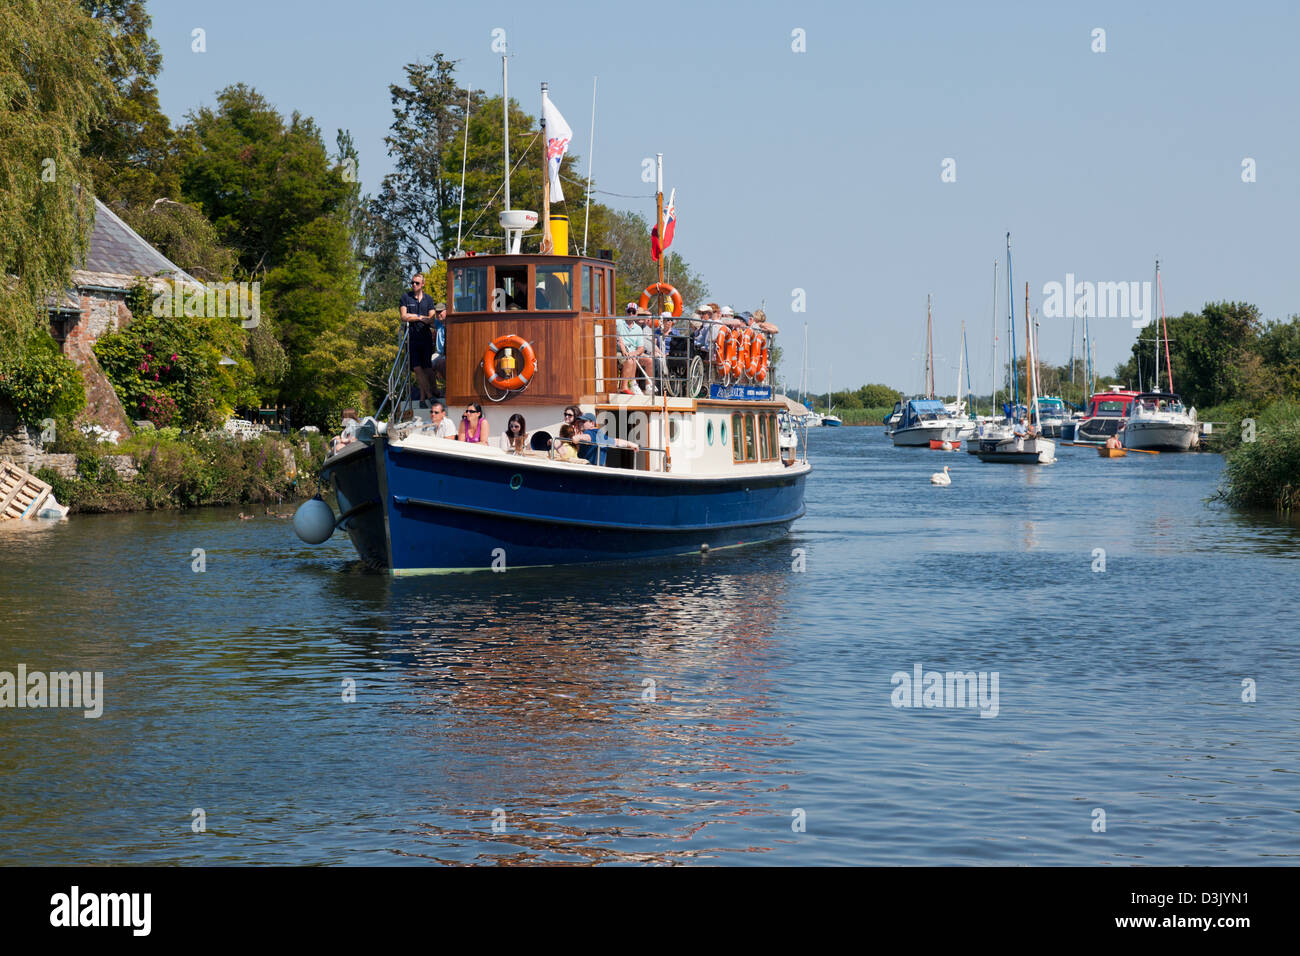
[83,199,197,284]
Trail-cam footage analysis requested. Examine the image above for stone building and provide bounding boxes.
[46,199,201,435]
[2,200,200,471]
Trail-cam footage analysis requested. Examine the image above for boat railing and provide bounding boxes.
[378,325,414,423]
[585,317,777,399]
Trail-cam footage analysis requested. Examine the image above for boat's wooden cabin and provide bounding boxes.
[445,253,620,407]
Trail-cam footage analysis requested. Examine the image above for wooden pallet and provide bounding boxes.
[0,460,53,520]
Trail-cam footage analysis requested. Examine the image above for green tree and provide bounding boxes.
[378,55,474,264]
[0,0,117,338]
[112,198,238,281]
[177,84,353,277]
[78,0,179,206]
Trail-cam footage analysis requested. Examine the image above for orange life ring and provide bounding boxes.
[725,328,742,379]
[755,334,770,383]
[737,328,754,379]
[483,334,537,391]
[638,282,683,318]
[747,331,766,380]
[713,326,729,373]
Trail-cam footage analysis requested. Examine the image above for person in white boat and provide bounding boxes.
[1012,417,1028,451]
[425,400,457,439]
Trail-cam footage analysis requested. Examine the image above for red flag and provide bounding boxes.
[650,189,675,261]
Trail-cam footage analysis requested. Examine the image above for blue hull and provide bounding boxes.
[327,439,810,572]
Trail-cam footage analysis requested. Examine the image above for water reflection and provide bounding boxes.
[319,555,798,863]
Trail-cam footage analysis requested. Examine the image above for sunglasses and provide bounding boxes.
[563,412,575,419]
[464,410,480,416]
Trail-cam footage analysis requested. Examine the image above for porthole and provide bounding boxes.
[721,420,728,445]
[509,473,523,490]
[707,420,714,445]
[669,418,680,442]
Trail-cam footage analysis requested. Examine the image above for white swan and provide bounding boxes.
[930,465,951,486]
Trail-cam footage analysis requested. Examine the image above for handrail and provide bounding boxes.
[378,325,413,422]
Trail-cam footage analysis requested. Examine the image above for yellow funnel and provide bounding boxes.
[549,215,569,256]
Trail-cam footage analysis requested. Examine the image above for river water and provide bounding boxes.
[2,428,1297,865]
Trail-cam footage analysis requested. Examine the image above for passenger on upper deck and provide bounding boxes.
[399,273,436,406]
[617,305,652,395]
[430,303,447,393]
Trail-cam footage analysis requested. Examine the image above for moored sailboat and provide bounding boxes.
[1122,260,1198,452]
[975,282,1055,464]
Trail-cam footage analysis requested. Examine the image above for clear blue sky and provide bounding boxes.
[149,0,1299,395]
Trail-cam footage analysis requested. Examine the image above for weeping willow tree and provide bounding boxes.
[0,0,118,345]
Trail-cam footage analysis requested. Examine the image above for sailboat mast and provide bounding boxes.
[540,83,552,254]
[956,321,964,411]
[990,259,998,418]
[1158,258,1173,391]
[926,294,933,398]
[1025,281,1036,429]
[1007,233,1017,408]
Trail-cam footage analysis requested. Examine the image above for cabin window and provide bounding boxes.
[766,414,778,460]
[744,414,757,461]
[495,266,529,311]
[607,271,615,317]
[535,265,573,310]
[583,265,594,312]
[452,266,488,312]
[706,420,714,446]
[732,412,743,461]
[758,413,771,460]
[594,268,605,314]
[720,418,727,447]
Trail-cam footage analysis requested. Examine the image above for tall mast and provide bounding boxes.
[582,75,597,255]
[990,259,998,417]
[1152,258,1160,391]
[1006,233,1017,408]
[926,294,933,398]
[502,55,510,218]
[1025,281,1035,428]
[540,83,552,253]
[956,321,964,410]
[1158,258,1173,391]
[655,153,665,287]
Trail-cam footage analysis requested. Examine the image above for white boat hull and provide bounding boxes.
[892,420,976,446]
[974,436,1056,464]
[1123,419,1197,452]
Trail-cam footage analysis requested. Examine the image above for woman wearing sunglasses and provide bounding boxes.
[499,413,528,453]
[458,403,490,444]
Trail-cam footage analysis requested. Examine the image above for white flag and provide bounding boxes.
[541,93,572,202]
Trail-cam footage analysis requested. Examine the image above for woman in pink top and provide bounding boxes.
[458,403,490,444]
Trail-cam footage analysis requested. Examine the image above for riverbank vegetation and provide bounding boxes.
[36,426,326,514]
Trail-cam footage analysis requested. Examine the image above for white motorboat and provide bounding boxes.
[1122,390,1198,451]
[891,398,977,446]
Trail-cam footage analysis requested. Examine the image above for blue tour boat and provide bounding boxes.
[293,96,809,572]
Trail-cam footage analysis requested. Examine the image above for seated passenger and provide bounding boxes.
[554,423,580,461]
[426,400,457,439]
[331,408,360,454]
[575,412,636,465]
[459,403,490,443]
[499,413,528,453]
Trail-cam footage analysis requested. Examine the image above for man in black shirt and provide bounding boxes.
[399,272,436,405]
